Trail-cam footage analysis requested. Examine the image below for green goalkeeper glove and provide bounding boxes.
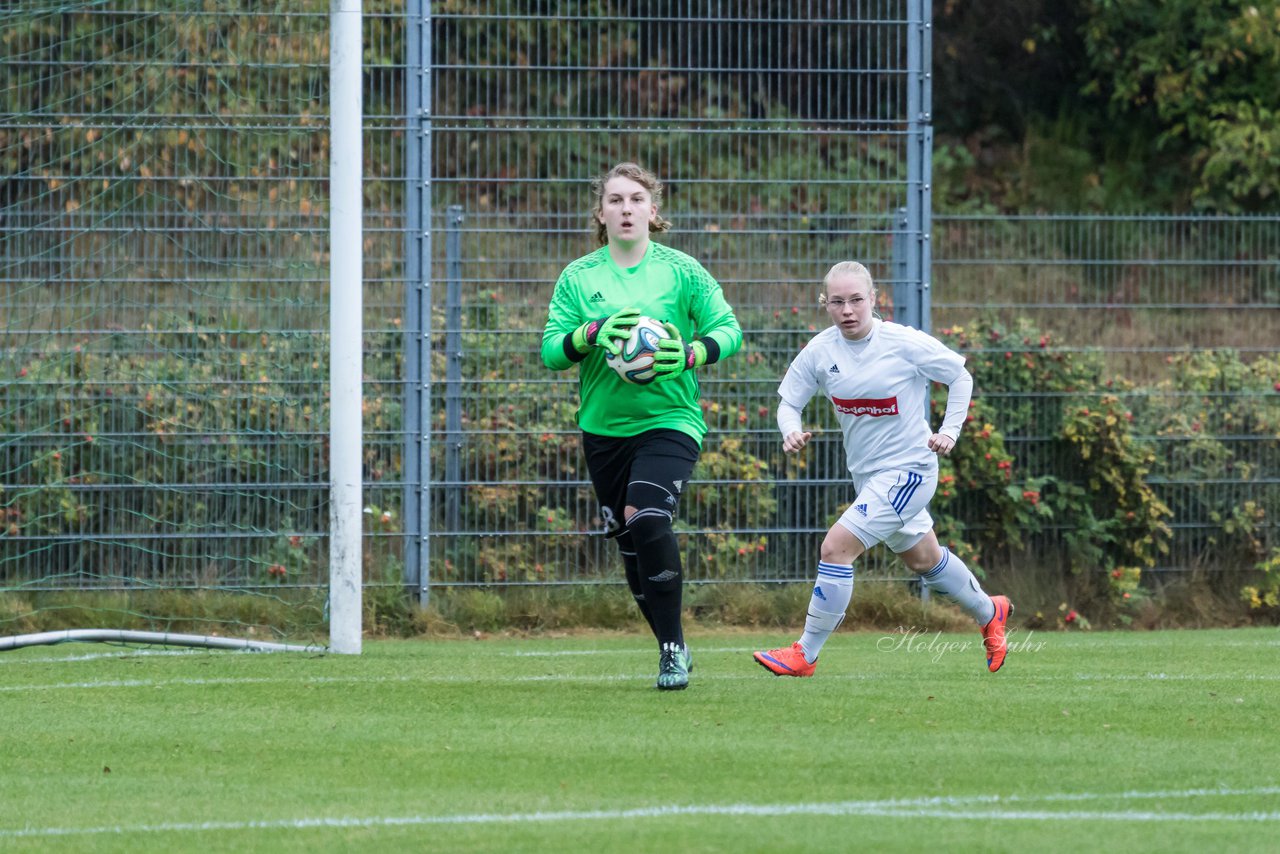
[651,321,707,383]
[569,307,642,357]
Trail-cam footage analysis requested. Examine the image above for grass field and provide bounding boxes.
[1,627,1278,853]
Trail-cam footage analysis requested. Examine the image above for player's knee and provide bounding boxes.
[625,508,673,547]
[900,541,945,573]
[818,540,842,564]
[901,552,937,573]
[820,531,863,565]
[623,482,677,544]
[624,483,682,592]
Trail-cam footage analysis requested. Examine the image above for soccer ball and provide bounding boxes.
[605,316,669,385]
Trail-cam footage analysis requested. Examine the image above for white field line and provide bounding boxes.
[1,634,1272,668]
[504,637,1280,656]
[2,787,1278,839]
[1010,638,1280,650]
[506,646,750,657]
[3,669,1280,694]
[0,649,206,665]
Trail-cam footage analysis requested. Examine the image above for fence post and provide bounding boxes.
[402,0,433,607]
[444,205,464,539]
[908,0,933,606]
[891,206,916,329]
[905,0,933,334]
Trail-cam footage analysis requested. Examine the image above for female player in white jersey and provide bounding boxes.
[753,261,1012,677]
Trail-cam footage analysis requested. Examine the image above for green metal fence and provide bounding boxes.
[2,3,1275,624]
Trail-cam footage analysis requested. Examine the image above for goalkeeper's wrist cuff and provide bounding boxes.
[685,340,708,371]
[563,324,593,363]
[570,320,603,355]
[695,337,722,366]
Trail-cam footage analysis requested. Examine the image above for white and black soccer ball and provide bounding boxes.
[604,316,670,385]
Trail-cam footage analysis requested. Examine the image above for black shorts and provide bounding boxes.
[582,429,700,538]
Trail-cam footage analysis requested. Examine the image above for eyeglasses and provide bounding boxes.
[824,298,864,309]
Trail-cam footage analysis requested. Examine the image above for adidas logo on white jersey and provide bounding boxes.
[829,363,840,373]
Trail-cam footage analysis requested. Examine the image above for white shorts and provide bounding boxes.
[836,468,937,554]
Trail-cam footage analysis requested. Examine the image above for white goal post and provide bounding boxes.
[328,0,364,655]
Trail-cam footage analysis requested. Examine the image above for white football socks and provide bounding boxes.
[798,561,854,662]
[921,548,996,625]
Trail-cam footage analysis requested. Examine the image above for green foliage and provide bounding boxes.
[3,3,916,222]
[1137,349,1280,604]
[1,4,331,217]
[1200,101,1280,208]
[1245,547,1280,610]
[931,0,1280,211]
[7,3,1276,222]
[1059,393,1173,572]
[932,144,1000,214]
[1081,0,1280,211]
[681,435,775,577]
[0,328,403,594]
[11,316,1271,626]
[932,318,1173,613]
[997,113,1190,212]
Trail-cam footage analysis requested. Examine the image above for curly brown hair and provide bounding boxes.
[590,162,673,246]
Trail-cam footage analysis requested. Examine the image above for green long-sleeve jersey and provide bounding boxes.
[540,242,743,445]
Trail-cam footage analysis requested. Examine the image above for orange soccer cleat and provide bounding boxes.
[753,642,817,677]
[981,595,1013,672]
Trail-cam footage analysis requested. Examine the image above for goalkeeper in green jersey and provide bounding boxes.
[541,162,743,690]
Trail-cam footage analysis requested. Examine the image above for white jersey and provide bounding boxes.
[778,319,967,482]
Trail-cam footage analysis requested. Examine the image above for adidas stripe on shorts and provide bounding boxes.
[836,467,936,554]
